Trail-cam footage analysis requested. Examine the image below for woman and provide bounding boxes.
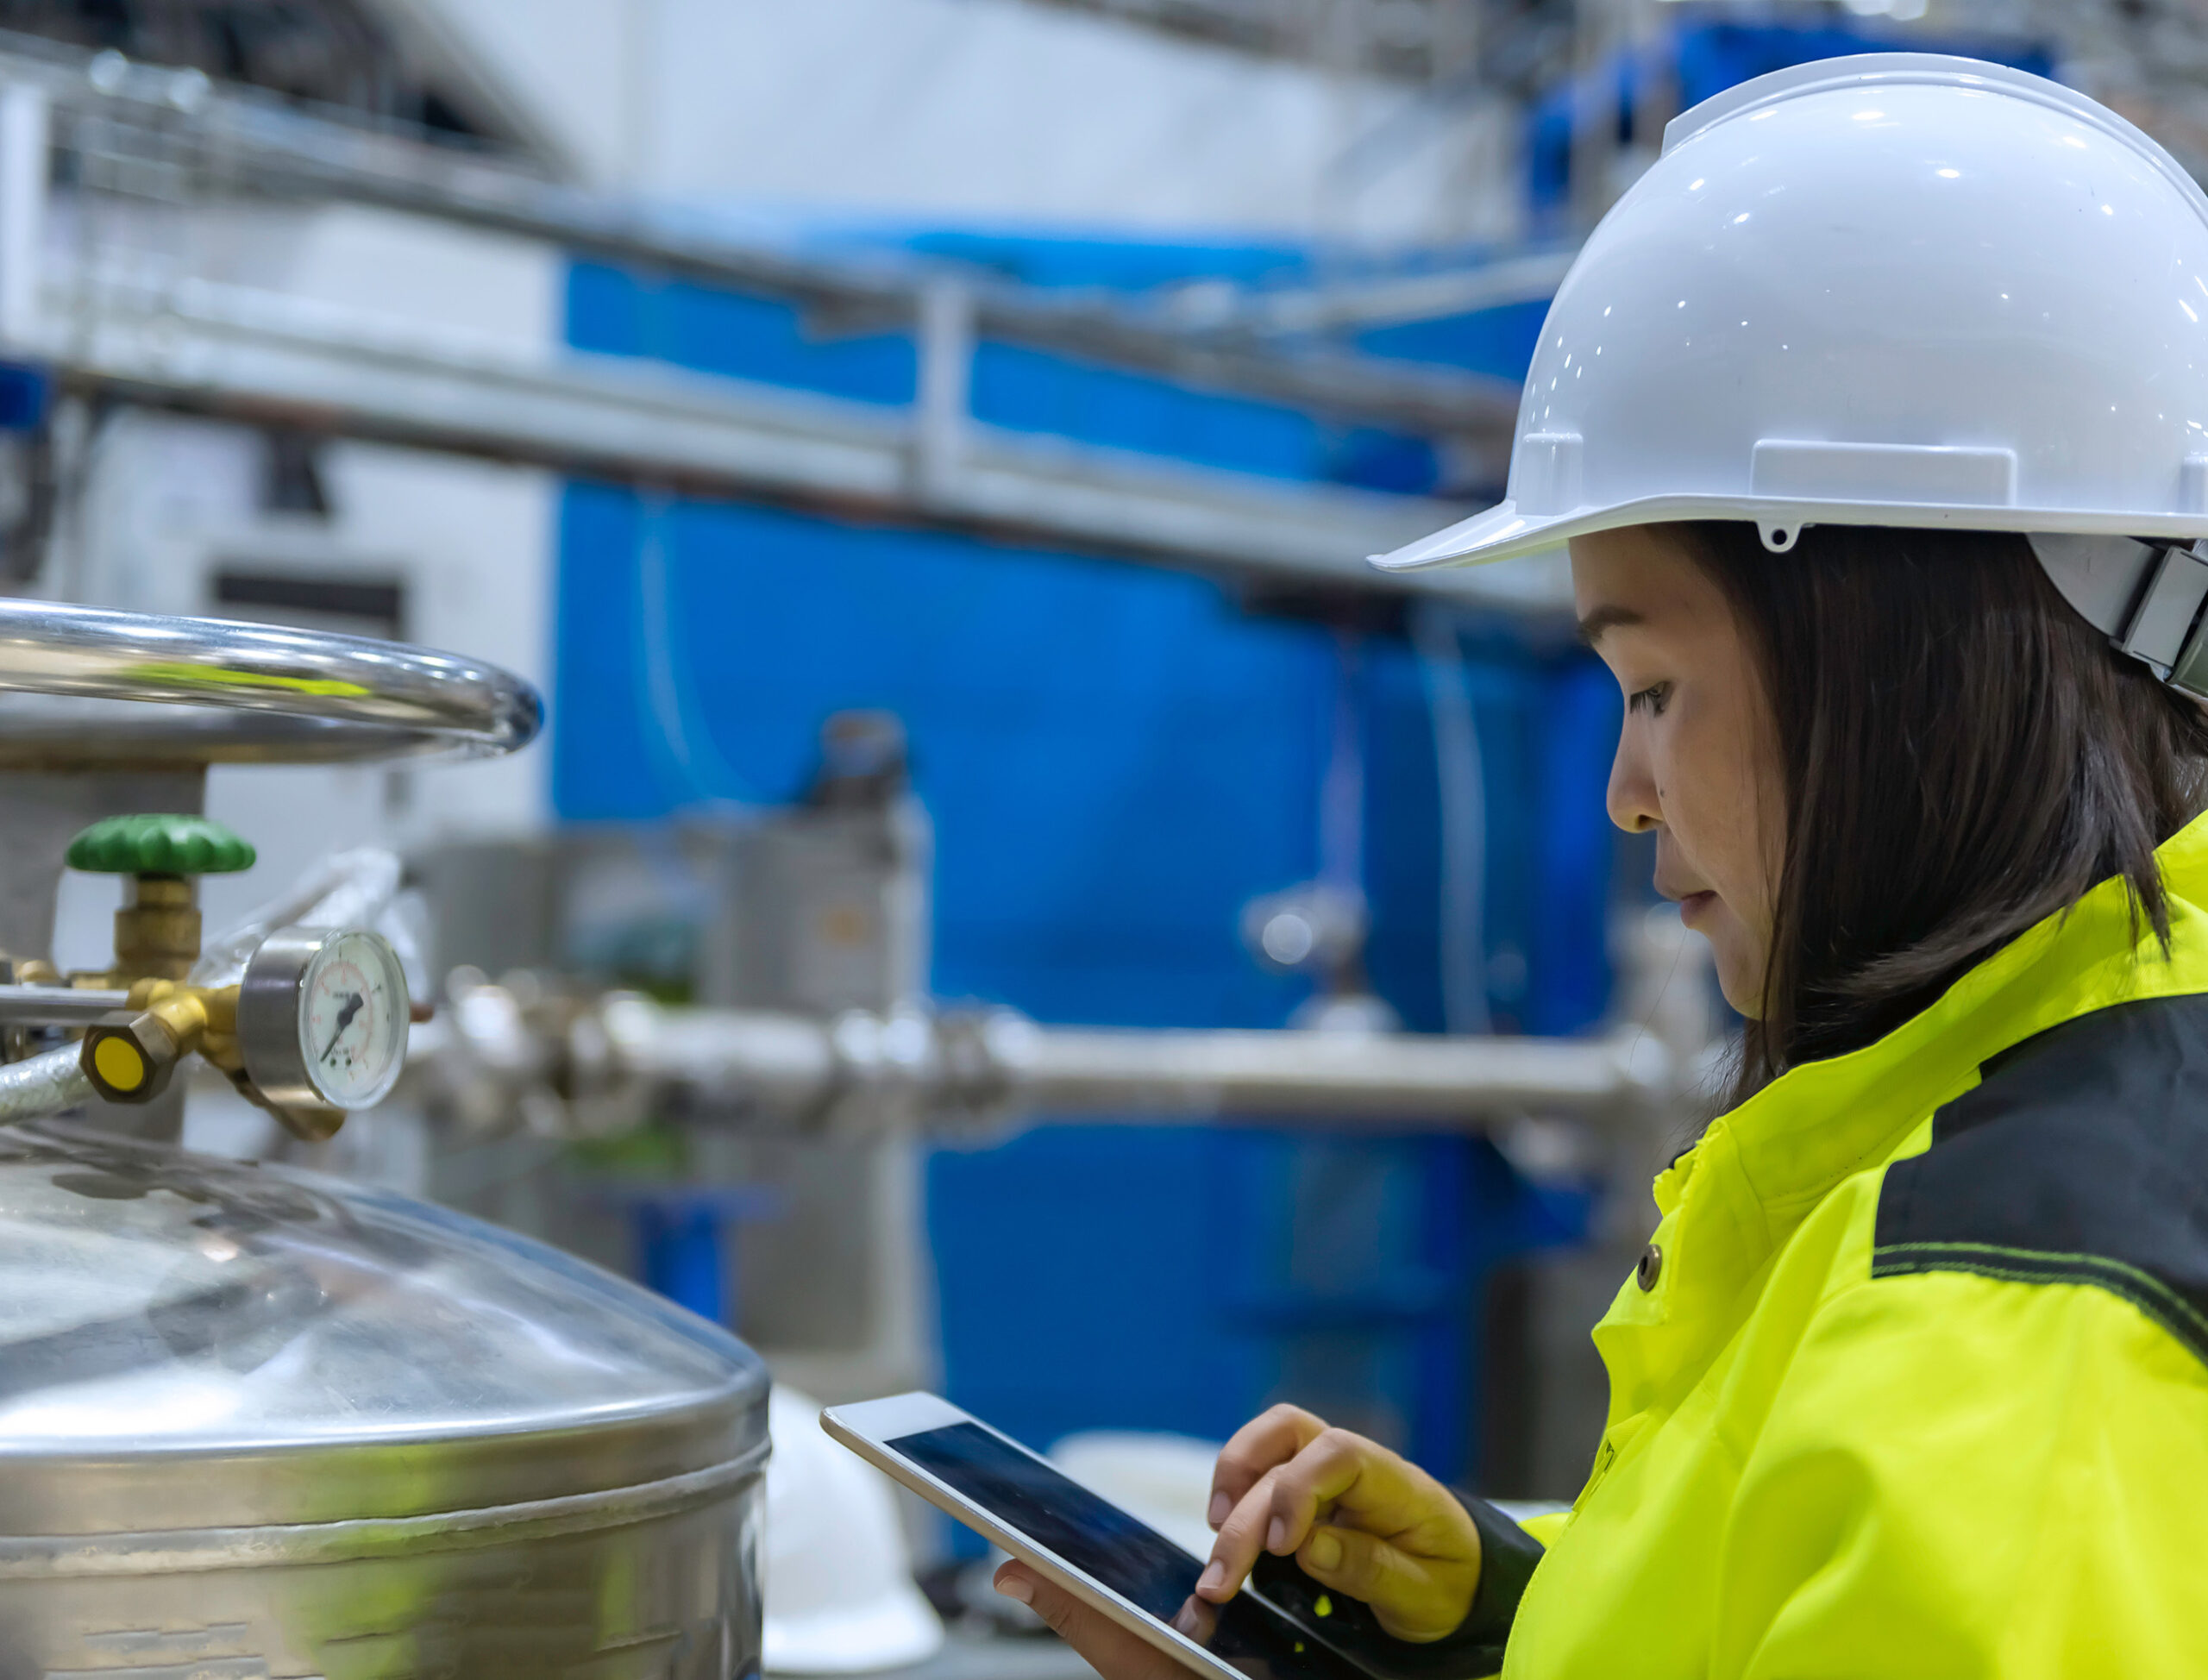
[998,56,2208,1678]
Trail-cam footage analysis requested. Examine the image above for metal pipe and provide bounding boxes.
[565,1000,1666,1132]
[0,985,129,1025]
[983,1019,1658,1125]
[0,36,1579,602]
[0,599,543,759]
[46,276,1521,608]
[607,1001,841,1114]
[0,31,1526,439]
[0,1043,90,1123]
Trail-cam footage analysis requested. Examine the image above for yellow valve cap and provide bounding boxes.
[82,1015,182,1103]
[91,1033,148,1093]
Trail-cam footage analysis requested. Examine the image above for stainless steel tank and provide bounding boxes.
[0,601,765,1677]
[0,1119,768,1677]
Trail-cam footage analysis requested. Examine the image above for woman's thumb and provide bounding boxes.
[1294,1526,1475,1643]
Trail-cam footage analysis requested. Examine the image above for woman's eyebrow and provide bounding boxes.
[1577,604,1646,647]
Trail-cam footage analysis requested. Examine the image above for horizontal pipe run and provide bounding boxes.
[0,34,1527,438]
[0,984,130,1025]
[601,1005,1663,1131]
[992,1023,1649,1124]
[609,1003,841,1113]
[42,279,1555,606]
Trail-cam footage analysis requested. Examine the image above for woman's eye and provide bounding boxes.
[1628,683,1671,717]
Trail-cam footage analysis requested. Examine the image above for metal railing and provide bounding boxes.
[0,44,1582,606]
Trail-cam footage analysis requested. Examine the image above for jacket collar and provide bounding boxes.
[1599,809,2208,1424]
[1719,805,2208,1219]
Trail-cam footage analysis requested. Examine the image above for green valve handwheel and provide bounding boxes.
[66,814,257,877]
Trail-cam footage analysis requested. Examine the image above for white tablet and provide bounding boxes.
[823,1392,1380,1680]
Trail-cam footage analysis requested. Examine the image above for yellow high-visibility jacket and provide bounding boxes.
[1495,811,2208,1678]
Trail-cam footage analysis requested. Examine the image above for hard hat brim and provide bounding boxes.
[1370,494,2208,572]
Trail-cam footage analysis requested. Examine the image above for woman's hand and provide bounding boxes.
[994,1560,1215,1680]
[1199,1404,1482,1642]
[987,1404,1481,1677]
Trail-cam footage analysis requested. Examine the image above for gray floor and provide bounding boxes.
[775,1629,1098,1680]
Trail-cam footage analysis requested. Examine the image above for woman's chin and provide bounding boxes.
[1692,919,1766,1019]
[1716,975,1764,1020]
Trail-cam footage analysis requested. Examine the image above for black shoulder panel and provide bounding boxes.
[1872,992,2208,1367]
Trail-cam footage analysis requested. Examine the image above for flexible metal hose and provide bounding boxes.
[0,1044,92,1125]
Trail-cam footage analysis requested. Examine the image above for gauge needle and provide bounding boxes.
[321,993,365,1064]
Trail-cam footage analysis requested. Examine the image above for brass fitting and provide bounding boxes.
[79,982,239,1106]
[113,875,203,984]
[81,1012,181,1104]
[256,1094,345,1143]
[85,976,337,1141]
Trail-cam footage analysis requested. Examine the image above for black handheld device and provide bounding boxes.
[823,1392,1504,1680]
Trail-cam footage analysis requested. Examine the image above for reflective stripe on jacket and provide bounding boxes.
[1496,811,2208,1679]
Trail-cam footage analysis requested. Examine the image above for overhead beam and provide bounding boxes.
[51,277,1564,610]
[0,29,1527,443]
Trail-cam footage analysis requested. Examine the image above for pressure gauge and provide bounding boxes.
[239,926,411,1112]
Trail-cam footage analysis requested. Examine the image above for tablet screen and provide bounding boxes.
[891,1420,1371,1680]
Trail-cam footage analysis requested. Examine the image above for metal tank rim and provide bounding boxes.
[0,1449,767,1578]
[0,598,544,764]
[0,1122,771,1533]
[0,1395,773,1534]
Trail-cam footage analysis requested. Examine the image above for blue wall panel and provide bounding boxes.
[903,229,1313,291]
[568,260,917,404]
[1358,298,1553,386]
[564,262,1440,493]
[558,254,1615,1485]
[555,486,1338,1027]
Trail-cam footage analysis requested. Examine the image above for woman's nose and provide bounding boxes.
[1607,727,1662,835]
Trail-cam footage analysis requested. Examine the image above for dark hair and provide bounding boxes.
[1678,521,2208,1102]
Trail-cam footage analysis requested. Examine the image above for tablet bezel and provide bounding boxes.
[824,1391,1252,1680]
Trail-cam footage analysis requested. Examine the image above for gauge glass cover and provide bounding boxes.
[298,930,408,1107]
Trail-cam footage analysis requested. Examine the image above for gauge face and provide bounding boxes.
[296,930,410,1109]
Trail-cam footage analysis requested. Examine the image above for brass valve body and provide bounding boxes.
[113,876,202,984]
[79,982,238,1106]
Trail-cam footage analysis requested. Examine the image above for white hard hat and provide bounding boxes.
[1375,54,2208,573]
[763,1388,944,1675]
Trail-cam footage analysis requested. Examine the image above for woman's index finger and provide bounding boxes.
[1264,1429,1386,1552]
[1209,1404,1327,1514]
[1201,1469,1283,1602]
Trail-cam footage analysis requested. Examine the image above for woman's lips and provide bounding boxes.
[1678,890,1718,925]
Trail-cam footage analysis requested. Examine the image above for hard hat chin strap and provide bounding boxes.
[2029,533,2208,701]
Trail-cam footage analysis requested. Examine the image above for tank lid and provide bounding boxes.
[0,1124,769,1534]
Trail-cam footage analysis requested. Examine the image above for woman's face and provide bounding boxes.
[1571,525,1785,1015]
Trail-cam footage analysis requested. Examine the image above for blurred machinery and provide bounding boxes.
[0,600,770,1674]
[0,0,1773,1545]
[404,711,1714,1416]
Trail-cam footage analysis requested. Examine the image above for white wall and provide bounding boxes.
[52,201,559,963]
[56,410,554,964]
[187,202,560,358]
[42,0,1522,959]
[417,0,1521,246]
